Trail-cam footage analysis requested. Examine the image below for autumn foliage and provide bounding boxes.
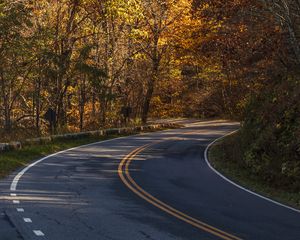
[0,0,299,191]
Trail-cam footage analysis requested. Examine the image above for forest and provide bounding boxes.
[0,1,299,189]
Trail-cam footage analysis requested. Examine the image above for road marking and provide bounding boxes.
[7,126,182,240]
[204,130,300,214]
[8,121,219,192]
[10,193,17,197]
[33,230,45,236]
[119,143,242,240]
[10,133,156,191]
[23,218,32,223]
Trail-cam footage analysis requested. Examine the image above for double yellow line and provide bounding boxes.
[118,143,242,240]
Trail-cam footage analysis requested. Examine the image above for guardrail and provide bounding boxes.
[0,123,181,153]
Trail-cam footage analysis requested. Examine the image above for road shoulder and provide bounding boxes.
[208,131,300,212]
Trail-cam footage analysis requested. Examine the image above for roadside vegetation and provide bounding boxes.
[209,132,300,209]
[203,0,300,205]
[0,0,299,194]
[0,135,111,179]
[0,123,175,179]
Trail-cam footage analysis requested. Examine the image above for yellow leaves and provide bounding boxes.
[132,52,147,60]
[130,28,147,39]
[239,24,247,33]
[201,3,210,11]
[103,0,143,24]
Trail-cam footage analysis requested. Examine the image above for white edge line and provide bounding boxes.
[23,218,32,223]
[33,230,45,236]
[10,126,183,192]
[10,135,132,191]
[204,130,300,214]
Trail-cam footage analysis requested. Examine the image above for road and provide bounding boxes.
[1,120,300,240]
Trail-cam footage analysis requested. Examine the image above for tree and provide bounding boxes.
[137,0,191,123]
[0,0,33,131]
[261,0,300,65]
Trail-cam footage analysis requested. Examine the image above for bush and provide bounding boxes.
[241,75,300,191]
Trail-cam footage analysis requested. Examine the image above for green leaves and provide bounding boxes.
[75,44,107,85]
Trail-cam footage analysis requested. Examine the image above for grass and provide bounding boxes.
[209,132,300,210]
[0,134,126,179]
[0,124,177,179]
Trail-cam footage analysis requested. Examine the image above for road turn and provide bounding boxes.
[1,120,300,240]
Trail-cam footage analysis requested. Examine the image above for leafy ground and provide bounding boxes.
[209,132,300,210]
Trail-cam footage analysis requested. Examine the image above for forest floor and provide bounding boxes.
[209,133,300,210]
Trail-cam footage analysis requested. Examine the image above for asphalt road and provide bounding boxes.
[1,120,300,240]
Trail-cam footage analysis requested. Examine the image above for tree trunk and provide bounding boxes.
[1,77,12,131]
[141,80,154,124]
[35,78,41,134]
[4,106,11,131]
[142,59,159,124]
[100,98,107,127]
[79,77,86,131]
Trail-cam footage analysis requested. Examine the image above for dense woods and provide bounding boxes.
[193,0,300,190]
[0,0,193,139]
[0,0,299,188]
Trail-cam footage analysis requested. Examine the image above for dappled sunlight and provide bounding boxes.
[2,195,88,206]
[0,0,298,238]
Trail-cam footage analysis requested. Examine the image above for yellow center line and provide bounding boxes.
[118,142,242,240]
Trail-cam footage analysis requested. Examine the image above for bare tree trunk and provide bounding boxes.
[79,76,86,131]
[142,59,159,124]
[0,74,12,131]
[100,97,107,126]
[261,0,300,63]
[141,20,161,124]
[141,79,154,124]
[35,78,41,134]
[4,105,11,131]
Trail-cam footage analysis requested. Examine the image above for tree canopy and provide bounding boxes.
[0,0,299,145]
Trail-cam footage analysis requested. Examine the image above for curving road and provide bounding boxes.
[1,120,300,240]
